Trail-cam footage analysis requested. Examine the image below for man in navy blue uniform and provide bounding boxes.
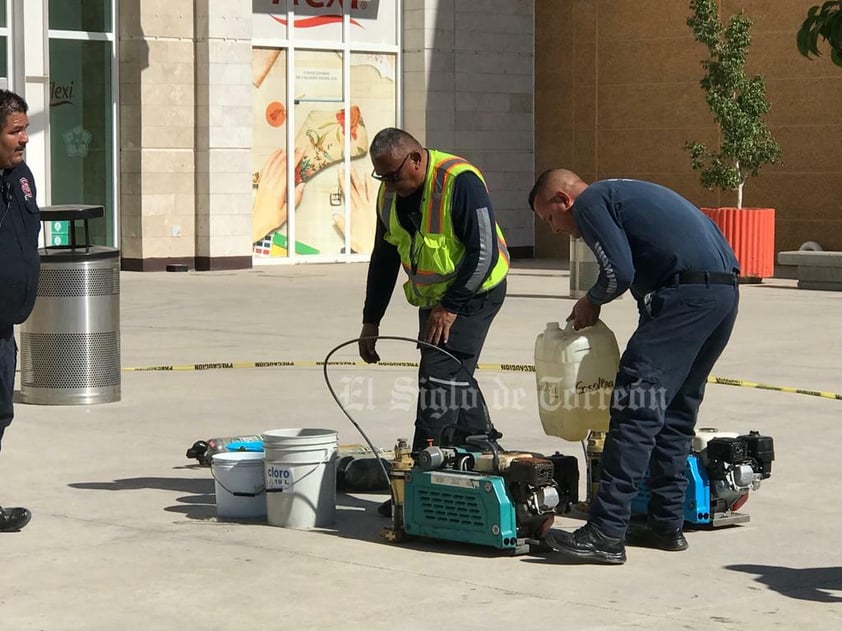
[0,90,41,532]
[529,168,739,564]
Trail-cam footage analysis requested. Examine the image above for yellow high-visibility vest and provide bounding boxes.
[377,150,509,307]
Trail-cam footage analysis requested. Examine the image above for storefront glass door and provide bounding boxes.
[47,0,116,247]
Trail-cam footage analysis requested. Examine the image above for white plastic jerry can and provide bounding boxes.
[534,320,621,441]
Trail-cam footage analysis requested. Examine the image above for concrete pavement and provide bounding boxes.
[2,260,842,630]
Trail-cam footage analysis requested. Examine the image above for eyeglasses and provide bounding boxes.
[371,153,411,183]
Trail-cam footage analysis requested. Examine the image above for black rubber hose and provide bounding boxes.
[321,335,497,490]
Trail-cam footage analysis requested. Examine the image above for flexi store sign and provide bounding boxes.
[253,0,395,44]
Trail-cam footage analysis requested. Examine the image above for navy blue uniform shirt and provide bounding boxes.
[572,179,739,305]
[0,163,41,326]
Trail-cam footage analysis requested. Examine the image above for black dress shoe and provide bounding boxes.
[626,525,688,551]
[543,522,626,565]
[0,507,32,532]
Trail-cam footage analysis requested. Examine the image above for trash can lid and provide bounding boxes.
[38,245,119,262]
[40,205,104,221]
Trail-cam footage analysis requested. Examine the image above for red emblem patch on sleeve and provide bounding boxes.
[19,177,32,200]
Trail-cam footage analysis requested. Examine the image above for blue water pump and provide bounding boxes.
[632,429,775,526]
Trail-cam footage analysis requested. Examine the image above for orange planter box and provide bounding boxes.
[701,207,775,280]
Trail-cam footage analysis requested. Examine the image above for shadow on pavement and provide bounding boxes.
[329,492,549,559]
[68,475,213,495]
[726,564,842,602]
[68,470,217,520]
[65,477,560,560]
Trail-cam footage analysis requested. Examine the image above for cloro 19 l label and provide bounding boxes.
[266,465,294,491]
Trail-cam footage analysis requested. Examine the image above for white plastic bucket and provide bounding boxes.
[211,451,267,520]
[263,428,338,529]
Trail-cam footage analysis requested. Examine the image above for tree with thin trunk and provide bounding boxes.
[684,0,781,208]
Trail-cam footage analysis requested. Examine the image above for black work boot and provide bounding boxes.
[543,522,626,565]
[0,507,32,532]
[626,524,688,551]
[376,499,392,518]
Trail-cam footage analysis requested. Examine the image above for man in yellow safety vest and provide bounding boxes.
[358,128,509,503]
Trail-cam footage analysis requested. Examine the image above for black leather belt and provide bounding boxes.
[667,271,738,287]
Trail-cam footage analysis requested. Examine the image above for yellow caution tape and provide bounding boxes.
[120,360,842,401]
[707,376,842,401]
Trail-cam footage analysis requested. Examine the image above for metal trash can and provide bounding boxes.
[569,236,600,299]
[20,205,121,404]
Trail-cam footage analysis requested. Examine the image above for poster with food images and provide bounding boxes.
[251,48,397,258]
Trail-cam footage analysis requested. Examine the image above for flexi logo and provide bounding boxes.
[50,81,74,107]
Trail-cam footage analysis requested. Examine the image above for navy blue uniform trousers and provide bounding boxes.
[590,280,739,538]
[0,324,17,452]
[412,280,506,452]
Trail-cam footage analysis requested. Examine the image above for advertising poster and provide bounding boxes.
[252,50,396,258]
[251,2,398,260]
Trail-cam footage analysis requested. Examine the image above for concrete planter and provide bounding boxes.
[777,250,842,291]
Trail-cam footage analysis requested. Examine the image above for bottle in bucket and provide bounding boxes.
[534,320,620,441]
[186,434,264,465]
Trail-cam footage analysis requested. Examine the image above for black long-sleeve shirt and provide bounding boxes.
[362,170,500,325]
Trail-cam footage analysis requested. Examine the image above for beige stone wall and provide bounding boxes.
[535,0,842,258]
[193,0,253,269]
[404,0,535,252]
[119,0,197,265]
[119,0,253,270]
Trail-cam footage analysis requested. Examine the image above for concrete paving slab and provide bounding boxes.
[1,261,841,630]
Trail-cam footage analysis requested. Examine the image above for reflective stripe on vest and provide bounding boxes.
[424,155,465,234]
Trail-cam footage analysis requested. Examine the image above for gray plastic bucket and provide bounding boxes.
[263,428,338,529]
[211,451,266,520]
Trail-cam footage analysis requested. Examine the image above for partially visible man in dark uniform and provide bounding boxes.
[529,169,739,564]
[358,128,509,515]
[0,90,41,532]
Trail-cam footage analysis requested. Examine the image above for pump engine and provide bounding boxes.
[385,435,579,554]
[632,428,775,526]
